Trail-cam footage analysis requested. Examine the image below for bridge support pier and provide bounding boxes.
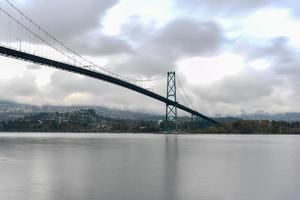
[165,71,177,132]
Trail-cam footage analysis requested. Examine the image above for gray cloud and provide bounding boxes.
[112,18,224,76]
[40,71,164,113]
[0,74,38,101]
[20,0,118,39]
[183,37,300,115]
[261,38,300,94]
[70,32,132,56]
[181,69,292,116]
[234,37,300,79]
[0,68,164,113]
[27,64,42,70]
[2,0,300,117]
[1,2,225,114]
[0,0,132,56]
[195,69,278,104]
[176,0,272,15]
[236,37,294,61]
[2,35,300,116]
[120,16,157,43]
[150,19,223,57]
[175,0,300,17]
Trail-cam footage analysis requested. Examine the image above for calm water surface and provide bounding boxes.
[0,133,299,200]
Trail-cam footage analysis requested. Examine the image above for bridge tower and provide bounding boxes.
[165,71,177,132]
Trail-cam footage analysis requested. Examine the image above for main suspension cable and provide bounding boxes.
[177,76,199,112]
[3,0,167,83]
[0,6,86,67]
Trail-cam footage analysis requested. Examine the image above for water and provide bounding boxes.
[0,133,299,200]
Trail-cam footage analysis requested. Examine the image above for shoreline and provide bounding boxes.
[1,131,300,135]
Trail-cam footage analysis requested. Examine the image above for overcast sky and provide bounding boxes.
[0,0,300,116]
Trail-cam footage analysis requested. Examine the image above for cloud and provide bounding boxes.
[0,67,164,113]
[0,0,132,56]
[175,0,273,15]
[0,73,38,101]
[150,19,223,57]
[39,71,164,113]
[237,37,294,60]
[120,16,157,43]
[20,0,119,39]
[1,2,226,114]
[175,0,300,18]
[195,69,278,104]
[70,32,132,56]
[180,67,291,116]
[180,37,300,115]
[27,64,42,70]
[1,35,300,116]
[234,37,300,79]
[1,0,300,117]
[112,18,225,76]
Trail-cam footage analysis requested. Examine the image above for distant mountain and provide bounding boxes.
[239,112,300,122]
[0,100,163,121]
[218,112,300,122]
[2,100,300,122]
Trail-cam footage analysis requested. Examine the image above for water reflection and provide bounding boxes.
[0,134,300,200]
[162,135,179,200]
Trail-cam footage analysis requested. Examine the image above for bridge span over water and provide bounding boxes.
[0,0,217,130]
[0,46,217,125]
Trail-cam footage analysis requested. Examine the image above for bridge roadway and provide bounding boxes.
[0,45,217,124]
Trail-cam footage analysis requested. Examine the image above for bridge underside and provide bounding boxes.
[0,45,218,125]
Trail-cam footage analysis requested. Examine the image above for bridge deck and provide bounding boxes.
[0,45,217,124]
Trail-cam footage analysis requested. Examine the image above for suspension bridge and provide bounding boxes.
[0,0,217,131]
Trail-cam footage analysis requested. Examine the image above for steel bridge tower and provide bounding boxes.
[165,71,177,132]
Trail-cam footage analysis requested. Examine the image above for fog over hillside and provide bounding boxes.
[1,100,300,122]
